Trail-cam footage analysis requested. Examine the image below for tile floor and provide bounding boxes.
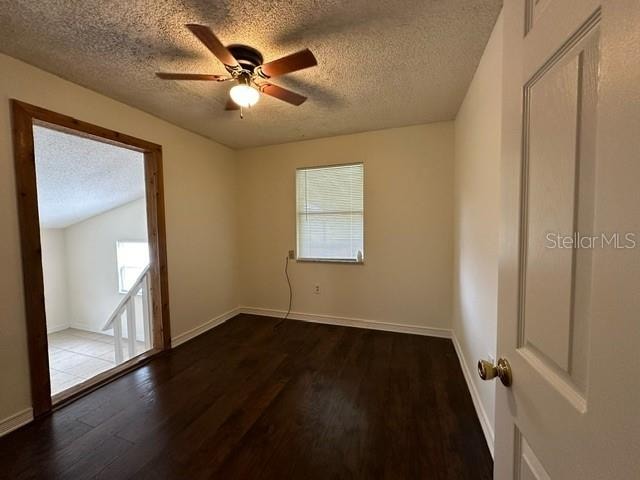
[48,328,147,395]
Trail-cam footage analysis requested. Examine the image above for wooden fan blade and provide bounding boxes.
[156,73,226,81]
[225,99,240,110]
[185,24,239,67]
[260,83,307,106]
[259,49,317,78]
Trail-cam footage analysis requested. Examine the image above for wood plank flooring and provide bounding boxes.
[0,314,492,479]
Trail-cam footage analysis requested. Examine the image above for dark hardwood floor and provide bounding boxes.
[0,314,492,479]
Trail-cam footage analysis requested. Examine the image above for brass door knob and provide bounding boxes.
[478,358,512,387]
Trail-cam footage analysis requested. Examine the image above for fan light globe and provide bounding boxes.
[230,84,260,107]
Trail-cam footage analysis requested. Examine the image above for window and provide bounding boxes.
[296,163,364,262]
[116,241,149,293]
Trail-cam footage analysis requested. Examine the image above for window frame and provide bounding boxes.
[116,240,150,294]
[294,162,365,264]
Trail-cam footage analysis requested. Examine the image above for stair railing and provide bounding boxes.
[102,264,152,363]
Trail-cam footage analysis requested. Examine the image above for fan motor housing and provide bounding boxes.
[228,44,263,72]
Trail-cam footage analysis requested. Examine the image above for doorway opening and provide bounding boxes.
[11,101,170,416]
[35,124,152,396]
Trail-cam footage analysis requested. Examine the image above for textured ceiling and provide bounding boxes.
[1,0,502,149]
[34,125,145,228]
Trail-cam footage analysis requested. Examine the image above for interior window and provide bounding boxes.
[116,241,149,293]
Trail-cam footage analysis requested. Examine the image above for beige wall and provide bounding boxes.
[40,228,70,333]
[41,199,149,338]
[0,53,238,422]
[452,11,503,451]
[237,123,454,330]
[65,198,147,336]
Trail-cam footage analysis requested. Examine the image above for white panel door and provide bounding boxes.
[494,0,640,478]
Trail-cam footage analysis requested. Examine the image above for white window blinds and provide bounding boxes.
[296,163,364,262]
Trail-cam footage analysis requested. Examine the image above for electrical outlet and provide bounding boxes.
[314,284,320,294]
[288,250,295,259]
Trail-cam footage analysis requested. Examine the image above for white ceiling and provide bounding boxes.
[0,0,501,149]
[34,125,145,229]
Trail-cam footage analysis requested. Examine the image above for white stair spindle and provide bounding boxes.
[141,274,151,350]
[126,297,136,359]
[113,315,124,364]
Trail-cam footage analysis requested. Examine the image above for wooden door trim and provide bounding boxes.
[10,100,171,418]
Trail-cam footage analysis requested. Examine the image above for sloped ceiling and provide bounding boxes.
[0,0,502,149]
[34,125,145,228]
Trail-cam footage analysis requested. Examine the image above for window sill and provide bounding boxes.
[296,258,364,265]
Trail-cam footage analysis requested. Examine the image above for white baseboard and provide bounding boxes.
[46,324,70,334]
[239,306,451,338]
[68,322,105,335]
[169,305,450,348]
[451,333,494,457]
[0,408,33,437]
[170,307,241,348]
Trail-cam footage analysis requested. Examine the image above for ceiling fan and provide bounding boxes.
[156,24,317,117]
